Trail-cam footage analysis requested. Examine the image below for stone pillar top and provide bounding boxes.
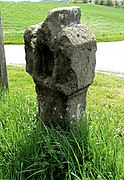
[46,6,81,27]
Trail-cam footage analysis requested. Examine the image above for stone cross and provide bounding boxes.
[24,7,96,129]
[0,14,8,89]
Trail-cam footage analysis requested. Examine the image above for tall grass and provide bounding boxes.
[0,90,37,179]
[0,90,124,179]
[0,66,124,179]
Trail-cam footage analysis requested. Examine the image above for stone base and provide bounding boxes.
[37,86,88,129]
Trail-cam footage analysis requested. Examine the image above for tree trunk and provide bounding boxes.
[0,13,8,89]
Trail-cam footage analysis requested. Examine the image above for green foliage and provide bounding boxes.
[0,2,124,43]
[105,0,114,6]
[99,0,105,5]
[94,0,99,4]
[0,66,124,179]
[70,0,88,4]
[72,0,124,8]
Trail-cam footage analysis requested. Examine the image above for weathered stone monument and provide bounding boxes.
[0,14,8,89]
[24,6,96,129]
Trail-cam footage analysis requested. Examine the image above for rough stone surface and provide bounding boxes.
[24,6,96,129]
[0,15,8,89]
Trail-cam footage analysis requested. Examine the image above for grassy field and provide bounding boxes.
[0,2,124,44]
[0,66,124,179]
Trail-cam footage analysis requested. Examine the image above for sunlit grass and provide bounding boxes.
[0,2,124,44]
[0,66,124,179]
[7,65,35,96]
